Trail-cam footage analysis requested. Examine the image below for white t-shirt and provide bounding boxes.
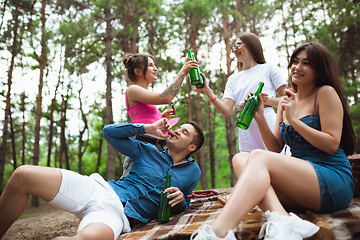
[223,63,287,152]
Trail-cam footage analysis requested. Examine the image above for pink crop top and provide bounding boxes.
[125,89,179,126]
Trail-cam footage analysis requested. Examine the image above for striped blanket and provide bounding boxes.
[118,192,360,240]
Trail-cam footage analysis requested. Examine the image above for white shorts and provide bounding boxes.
[49,169,131,240]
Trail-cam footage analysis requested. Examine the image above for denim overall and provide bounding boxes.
[279,90,354,213]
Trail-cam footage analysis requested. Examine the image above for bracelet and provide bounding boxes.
[210,96,217,102]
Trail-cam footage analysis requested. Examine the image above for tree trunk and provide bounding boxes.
[196,91,208,189]
[96,127,104,173]
[290,0,297,48]
[225,114,237,186]
[146,19,155,55]
[130,30,139,54]
[47,61,62,167]
[0,0,19,194]
[58,99,64,169]
[78,84,89,175]
[0,0,20,194]
[235,0,242,70]
[32,0,47,208]
[104,8,116,180]
[222,14,237,186]
[64,93,70,170]
[9,111,17,170]
[59,86,71,170]
[235,0,242,35]
[189,13,208,189]
[21,92,26,166]
[122,15,129,53]
[208,82,216,188]
[121,4,139,54]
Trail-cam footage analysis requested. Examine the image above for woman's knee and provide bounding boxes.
[245,149,272,168]
[232,152,249,176]
[248,149,267,161]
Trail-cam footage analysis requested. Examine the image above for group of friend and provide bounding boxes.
[0,32,356,240]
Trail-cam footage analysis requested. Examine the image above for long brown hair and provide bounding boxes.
[123,53,155,83]
[288,42,356,155]
[238,32,266,64]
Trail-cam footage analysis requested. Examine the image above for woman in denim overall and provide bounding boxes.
[191,42,356,240]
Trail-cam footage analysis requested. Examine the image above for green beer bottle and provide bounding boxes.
[157,174,171,223]
[236,82,264,130]
[187,50,205,88]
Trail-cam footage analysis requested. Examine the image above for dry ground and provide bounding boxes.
[3,198,79,240]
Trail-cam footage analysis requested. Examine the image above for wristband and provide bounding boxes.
[210,96,217,102]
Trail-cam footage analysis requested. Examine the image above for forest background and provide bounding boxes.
[0,0,359,207]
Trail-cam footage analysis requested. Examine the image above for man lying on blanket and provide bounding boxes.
[0,118,204,240]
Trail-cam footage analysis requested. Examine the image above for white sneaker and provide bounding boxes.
[190,224,236,240]
[259,211,319,240]
[288,212,320,239]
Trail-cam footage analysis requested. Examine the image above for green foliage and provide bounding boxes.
[275,0,360,152]
[1,0,359,194]
[181,0,213,17]
[194,159,231,191]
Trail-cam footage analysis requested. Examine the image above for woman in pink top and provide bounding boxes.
[121,53,198,177]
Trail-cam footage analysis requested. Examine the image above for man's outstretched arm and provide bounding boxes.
[103,119,172,158]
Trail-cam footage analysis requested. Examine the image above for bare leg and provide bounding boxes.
[0,165,62,238]
[53,222,114,240]
[210,149,321,238]
[233,152,305,210]
[233,152,286,213]
[232,152,249,178]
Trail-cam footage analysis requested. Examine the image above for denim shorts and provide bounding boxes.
[292,147,354,213]
[49,169,131,240]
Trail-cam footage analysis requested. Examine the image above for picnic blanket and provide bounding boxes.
[118,191,360,240]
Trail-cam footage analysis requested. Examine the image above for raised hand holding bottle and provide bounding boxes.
[236,82,264,130]
[187,50,205,89]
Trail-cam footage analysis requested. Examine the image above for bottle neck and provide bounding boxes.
[188,50,192,58]
[164,174,171,189]
[254,82,264,96]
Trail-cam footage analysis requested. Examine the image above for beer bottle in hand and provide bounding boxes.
[236,82,264,130]
[157,174,171,223]
[187,50,205,88]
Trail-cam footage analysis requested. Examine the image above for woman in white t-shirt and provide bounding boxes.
[199,32,287,153]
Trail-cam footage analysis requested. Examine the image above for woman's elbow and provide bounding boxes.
[164,98,173,105]
[323,142,340,155]
[219,108,232,117]
[325,146,338,155]
[265,143,283,153]
[158,96,173,105]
